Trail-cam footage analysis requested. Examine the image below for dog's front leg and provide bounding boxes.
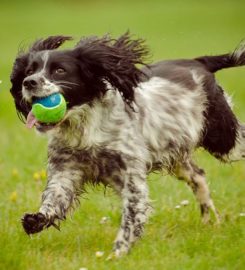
[22,164,83,235]
[111,171,151,257]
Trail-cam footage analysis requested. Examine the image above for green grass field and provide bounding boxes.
[0,1,245,269]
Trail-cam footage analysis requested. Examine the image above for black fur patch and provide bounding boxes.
[200,76,238,157]
[74,32,148,107]
[30,36,72,51]
[195,54,231,73]
[141,60,201,89]
[10,54,31,120]
[48,147,127,186]
[200,203,209,216]
[22,213,49,234]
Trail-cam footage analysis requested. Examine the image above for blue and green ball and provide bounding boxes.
[32,93,67,123]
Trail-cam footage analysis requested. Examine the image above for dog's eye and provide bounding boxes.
[55,68,66,74]
[26,69,34,76]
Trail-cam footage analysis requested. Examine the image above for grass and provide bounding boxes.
[0,0,245,269]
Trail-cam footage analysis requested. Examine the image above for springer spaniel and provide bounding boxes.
[10,33,245,256]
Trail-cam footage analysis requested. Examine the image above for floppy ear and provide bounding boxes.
[74,32,149,106]
[10,53,31,120]
[10,35,73,121]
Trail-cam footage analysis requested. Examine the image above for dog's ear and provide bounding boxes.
[10,53,31,120]
[74,32,149,106]
[30,35,73,51]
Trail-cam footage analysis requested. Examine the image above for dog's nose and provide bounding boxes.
[23,78,38,90]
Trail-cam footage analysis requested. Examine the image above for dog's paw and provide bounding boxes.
[107,242,129,260]
[106,251,120,261]
[21,212,49,235]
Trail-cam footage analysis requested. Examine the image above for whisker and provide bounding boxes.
[54,80,80,87]
[55,84,72,90]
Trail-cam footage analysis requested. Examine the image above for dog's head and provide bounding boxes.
[10,33,148,132]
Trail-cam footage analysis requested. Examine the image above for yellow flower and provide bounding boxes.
[33,172,40,181]
[40,169,47,180]
[10,191,17,202]
[12,168,19,177]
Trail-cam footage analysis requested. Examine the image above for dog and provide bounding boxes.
[10,33,245,256]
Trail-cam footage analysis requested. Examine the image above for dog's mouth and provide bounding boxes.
[26,111,60,132]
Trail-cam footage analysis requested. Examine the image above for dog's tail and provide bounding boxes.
[195,40,245,73]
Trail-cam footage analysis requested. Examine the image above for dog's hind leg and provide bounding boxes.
[174,159,220,224]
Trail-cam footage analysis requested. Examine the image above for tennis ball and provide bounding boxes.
[32,93,67,124]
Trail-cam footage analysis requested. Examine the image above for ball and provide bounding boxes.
[32,93,67,124]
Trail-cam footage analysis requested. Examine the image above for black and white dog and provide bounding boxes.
[10,33,245,256]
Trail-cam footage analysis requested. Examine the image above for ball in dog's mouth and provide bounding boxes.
[26,93,67,132]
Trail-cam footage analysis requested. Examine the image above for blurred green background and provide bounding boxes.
[1,0,245,120]
[0,1,245,270]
